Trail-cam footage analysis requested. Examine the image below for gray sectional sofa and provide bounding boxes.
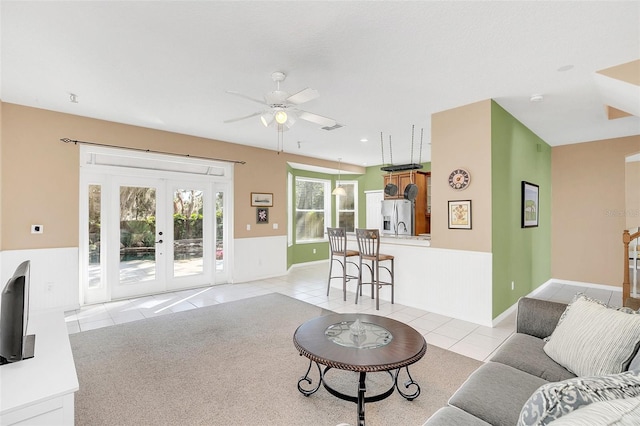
[424,296,640,425]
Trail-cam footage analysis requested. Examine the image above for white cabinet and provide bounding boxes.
[365,190,384,230]
[1,312,78,425]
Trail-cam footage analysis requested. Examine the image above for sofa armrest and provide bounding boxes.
[516,297,567,339]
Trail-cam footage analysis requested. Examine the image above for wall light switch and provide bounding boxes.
[31,224,43,234]
[273,223,278,230]
[246,224,251,231]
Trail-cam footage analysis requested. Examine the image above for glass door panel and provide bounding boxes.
[88,184,102,289]
[112,179,165,300]
[215,190,224,274]
[172,188,204,278]
[119,186,157,285]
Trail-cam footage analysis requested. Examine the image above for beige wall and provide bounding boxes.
[431,99,492,252]
[552,135,640,286]
[626,160,640,230]
[0,102,363,250]
[598,59,640,85]
[0,100,3,252]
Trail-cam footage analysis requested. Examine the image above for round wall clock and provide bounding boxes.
[448,168,471,190]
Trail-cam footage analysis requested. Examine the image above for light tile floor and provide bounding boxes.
[64,262,622,362]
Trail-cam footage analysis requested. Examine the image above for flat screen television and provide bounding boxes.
[0,260,35,365]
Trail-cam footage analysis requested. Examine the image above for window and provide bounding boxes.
[295,177,330,242]
[287,172,293,246]
[336,180,358,232]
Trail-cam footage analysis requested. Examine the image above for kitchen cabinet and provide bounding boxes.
[382,171,431,234]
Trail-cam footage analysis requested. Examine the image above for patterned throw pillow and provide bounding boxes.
[543,295,640,377]
[546,396,640,425]
[517,371,640,426]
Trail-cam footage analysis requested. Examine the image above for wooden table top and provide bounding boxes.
[293,313,427,372]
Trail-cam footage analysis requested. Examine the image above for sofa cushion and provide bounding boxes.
[543,296,640,376]
[490,333,576,382]
[546,395,640,425]
[517,370,640,426]
[448,361,547,426]
[422,406,491,426]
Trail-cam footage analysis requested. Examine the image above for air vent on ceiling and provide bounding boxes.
[321,123,344,131]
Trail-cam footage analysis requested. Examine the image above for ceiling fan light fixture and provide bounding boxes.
[274,110,288,125]
[260,112,273,127]
[286,112,297,128]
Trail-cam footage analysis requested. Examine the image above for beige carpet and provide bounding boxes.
[70,293,482,426]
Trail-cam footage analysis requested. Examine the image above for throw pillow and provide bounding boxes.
[543,295,640,377]
[545,395,640,425]
[518,370,640,426]
[547,293,638,338]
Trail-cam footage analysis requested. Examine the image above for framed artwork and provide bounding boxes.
[256,207,269,224]
[448,200,472,230]
[521,181,539,228]
[251,192,273,207]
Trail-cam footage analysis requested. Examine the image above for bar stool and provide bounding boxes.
[355,228,394,310]
[326,227,360,301]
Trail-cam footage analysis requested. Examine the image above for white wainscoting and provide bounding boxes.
[0,248,80,314]
[232,236,288,283]
[343,241,494,327]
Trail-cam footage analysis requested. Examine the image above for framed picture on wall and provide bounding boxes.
[251,192,273,207]
[521,181,539,228]
[448,200,472,229]
[256,207,269,224]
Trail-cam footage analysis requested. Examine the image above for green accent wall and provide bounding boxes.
[491,100,551,318]
[287,166,367,266]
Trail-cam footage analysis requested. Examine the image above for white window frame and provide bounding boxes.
[335,180,358,232]
[294,176,331,243]
[287,172,293,247]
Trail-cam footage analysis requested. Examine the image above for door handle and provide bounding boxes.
[156,239,163,244]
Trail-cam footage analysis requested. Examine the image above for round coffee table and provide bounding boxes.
[293,313,427,426]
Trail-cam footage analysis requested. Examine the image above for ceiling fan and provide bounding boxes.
[224,71,339,131]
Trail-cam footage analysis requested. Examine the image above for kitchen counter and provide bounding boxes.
[346,233,430,247]
[380,234,430,246]
[337,232,493,327]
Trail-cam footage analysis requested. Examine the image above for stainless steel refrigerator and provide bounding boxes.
[380,199,414,236]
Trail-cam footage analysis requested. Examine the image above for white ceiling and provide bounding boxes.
[1,1,639,168]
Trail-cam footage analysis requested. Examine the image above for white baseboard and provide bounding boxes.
[544,278,622,293]
[291,259,329,268]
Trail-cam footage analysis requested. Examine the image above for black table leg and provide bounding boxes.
[395,366,421,400]
[357,371,366,426]
[297,359,322,396]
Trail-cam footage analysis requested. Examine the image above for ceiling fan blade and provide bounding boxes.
[223,111,262,123]
[225,90,268,106]
[298,111,337,127]
[286,88,319,105]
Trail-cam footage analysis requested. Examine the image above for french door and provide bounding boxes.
[109,176,216,299]
[82,171,228,304]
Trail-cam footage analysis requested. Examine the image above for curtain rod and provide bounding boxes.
[60,138,246,165]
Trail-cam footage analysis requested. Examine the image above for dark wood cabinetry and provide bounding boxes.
[383,171,431,234]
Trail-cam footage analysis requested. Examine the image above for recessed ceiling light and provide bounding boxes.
[360,138,368,143]
[69,93,79,103]
[557,65,574,72]
[530,94,544,102]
